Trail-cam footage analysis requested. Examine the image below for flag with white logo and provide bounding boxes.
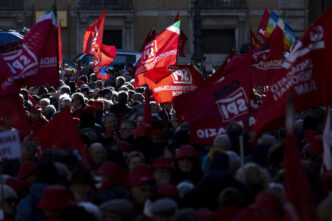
[135,20,181,88]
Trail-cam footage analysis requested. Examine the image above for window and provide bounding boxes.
[103,30,122,49]
[202,29,235,53]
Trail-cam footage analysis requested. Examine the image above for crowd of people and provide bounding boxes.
[0,63,331,221]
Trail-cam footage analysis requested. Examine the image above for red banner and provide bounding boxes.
[0,4,59,92]
[145,65,203,104]
[173,52,258,144]
[254,8,332,142]
[135,20,180,88]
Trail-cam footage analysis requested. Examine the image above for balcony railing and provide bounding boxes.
[0,0,24,11]
[79,0,133,10]
[199,0,246,9]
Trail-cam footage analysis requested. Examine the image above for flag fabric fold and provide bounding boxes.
[144,65,203,104]
[135,20,181,88]
[32,108,87,161]
[173,52,258,144]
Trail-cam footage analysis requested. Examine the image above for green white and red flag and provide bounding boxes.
[135,20,181,88]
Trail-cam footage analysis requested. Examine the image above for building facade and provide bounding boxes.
[0,0,331,68]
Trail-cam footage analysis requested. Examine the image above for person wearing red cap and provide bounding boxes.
[29,104,49,132]
[38,185,75,221]
[129,164,154,219]
[174,145,202,185]
[153,156,175,186]
[133,123,153,138]
[235,190,284,221]
[95,162,128,204]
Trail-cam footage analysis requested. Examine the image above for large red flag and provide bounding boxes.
[33,108,88,161]
[251,25,284,86]
[0,4,59,89]
[135,20,181,88]
[82,9,107,55]
[144,65,203,104]
[254,7,332,142]
[173,52,258,144]
[284,97,317,221]
[58,20,62,69]
[257,9,270,41]
[174,13,188,57]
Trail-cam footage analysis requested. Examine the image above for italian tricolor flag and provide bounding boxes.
[135,20,181,88]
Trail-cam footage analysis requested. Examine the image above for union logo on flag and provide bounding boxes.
[141,40,157,64]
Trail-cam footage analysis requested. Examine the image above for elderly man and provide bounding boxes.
[71,92,86,118]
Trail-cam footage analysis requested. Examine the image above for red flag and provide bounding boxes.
[284,96,317,221]
[58,20,62,69]
[173,52,258,144]
[174,13,188,57]
[251,25,284,86]
[205,49,235,85]
[32,108,88,161]
[257,9,270,41]
[82,9,107,55]
[135,20,181,88]
[145,65,203,104]
[100,44,116,67]
[254,8,332,142]
[140,28,157,52]
[0,5,59,89]
[143,88,152,125]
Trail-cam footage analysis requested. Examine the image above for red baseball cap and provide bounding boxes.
[130,164,153,187]
[133,123,152,137]
[176,145,198,160]
[38,185,75,211]
[116,141,131,153]
[153,156,175,170]
[96,162,122,180]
